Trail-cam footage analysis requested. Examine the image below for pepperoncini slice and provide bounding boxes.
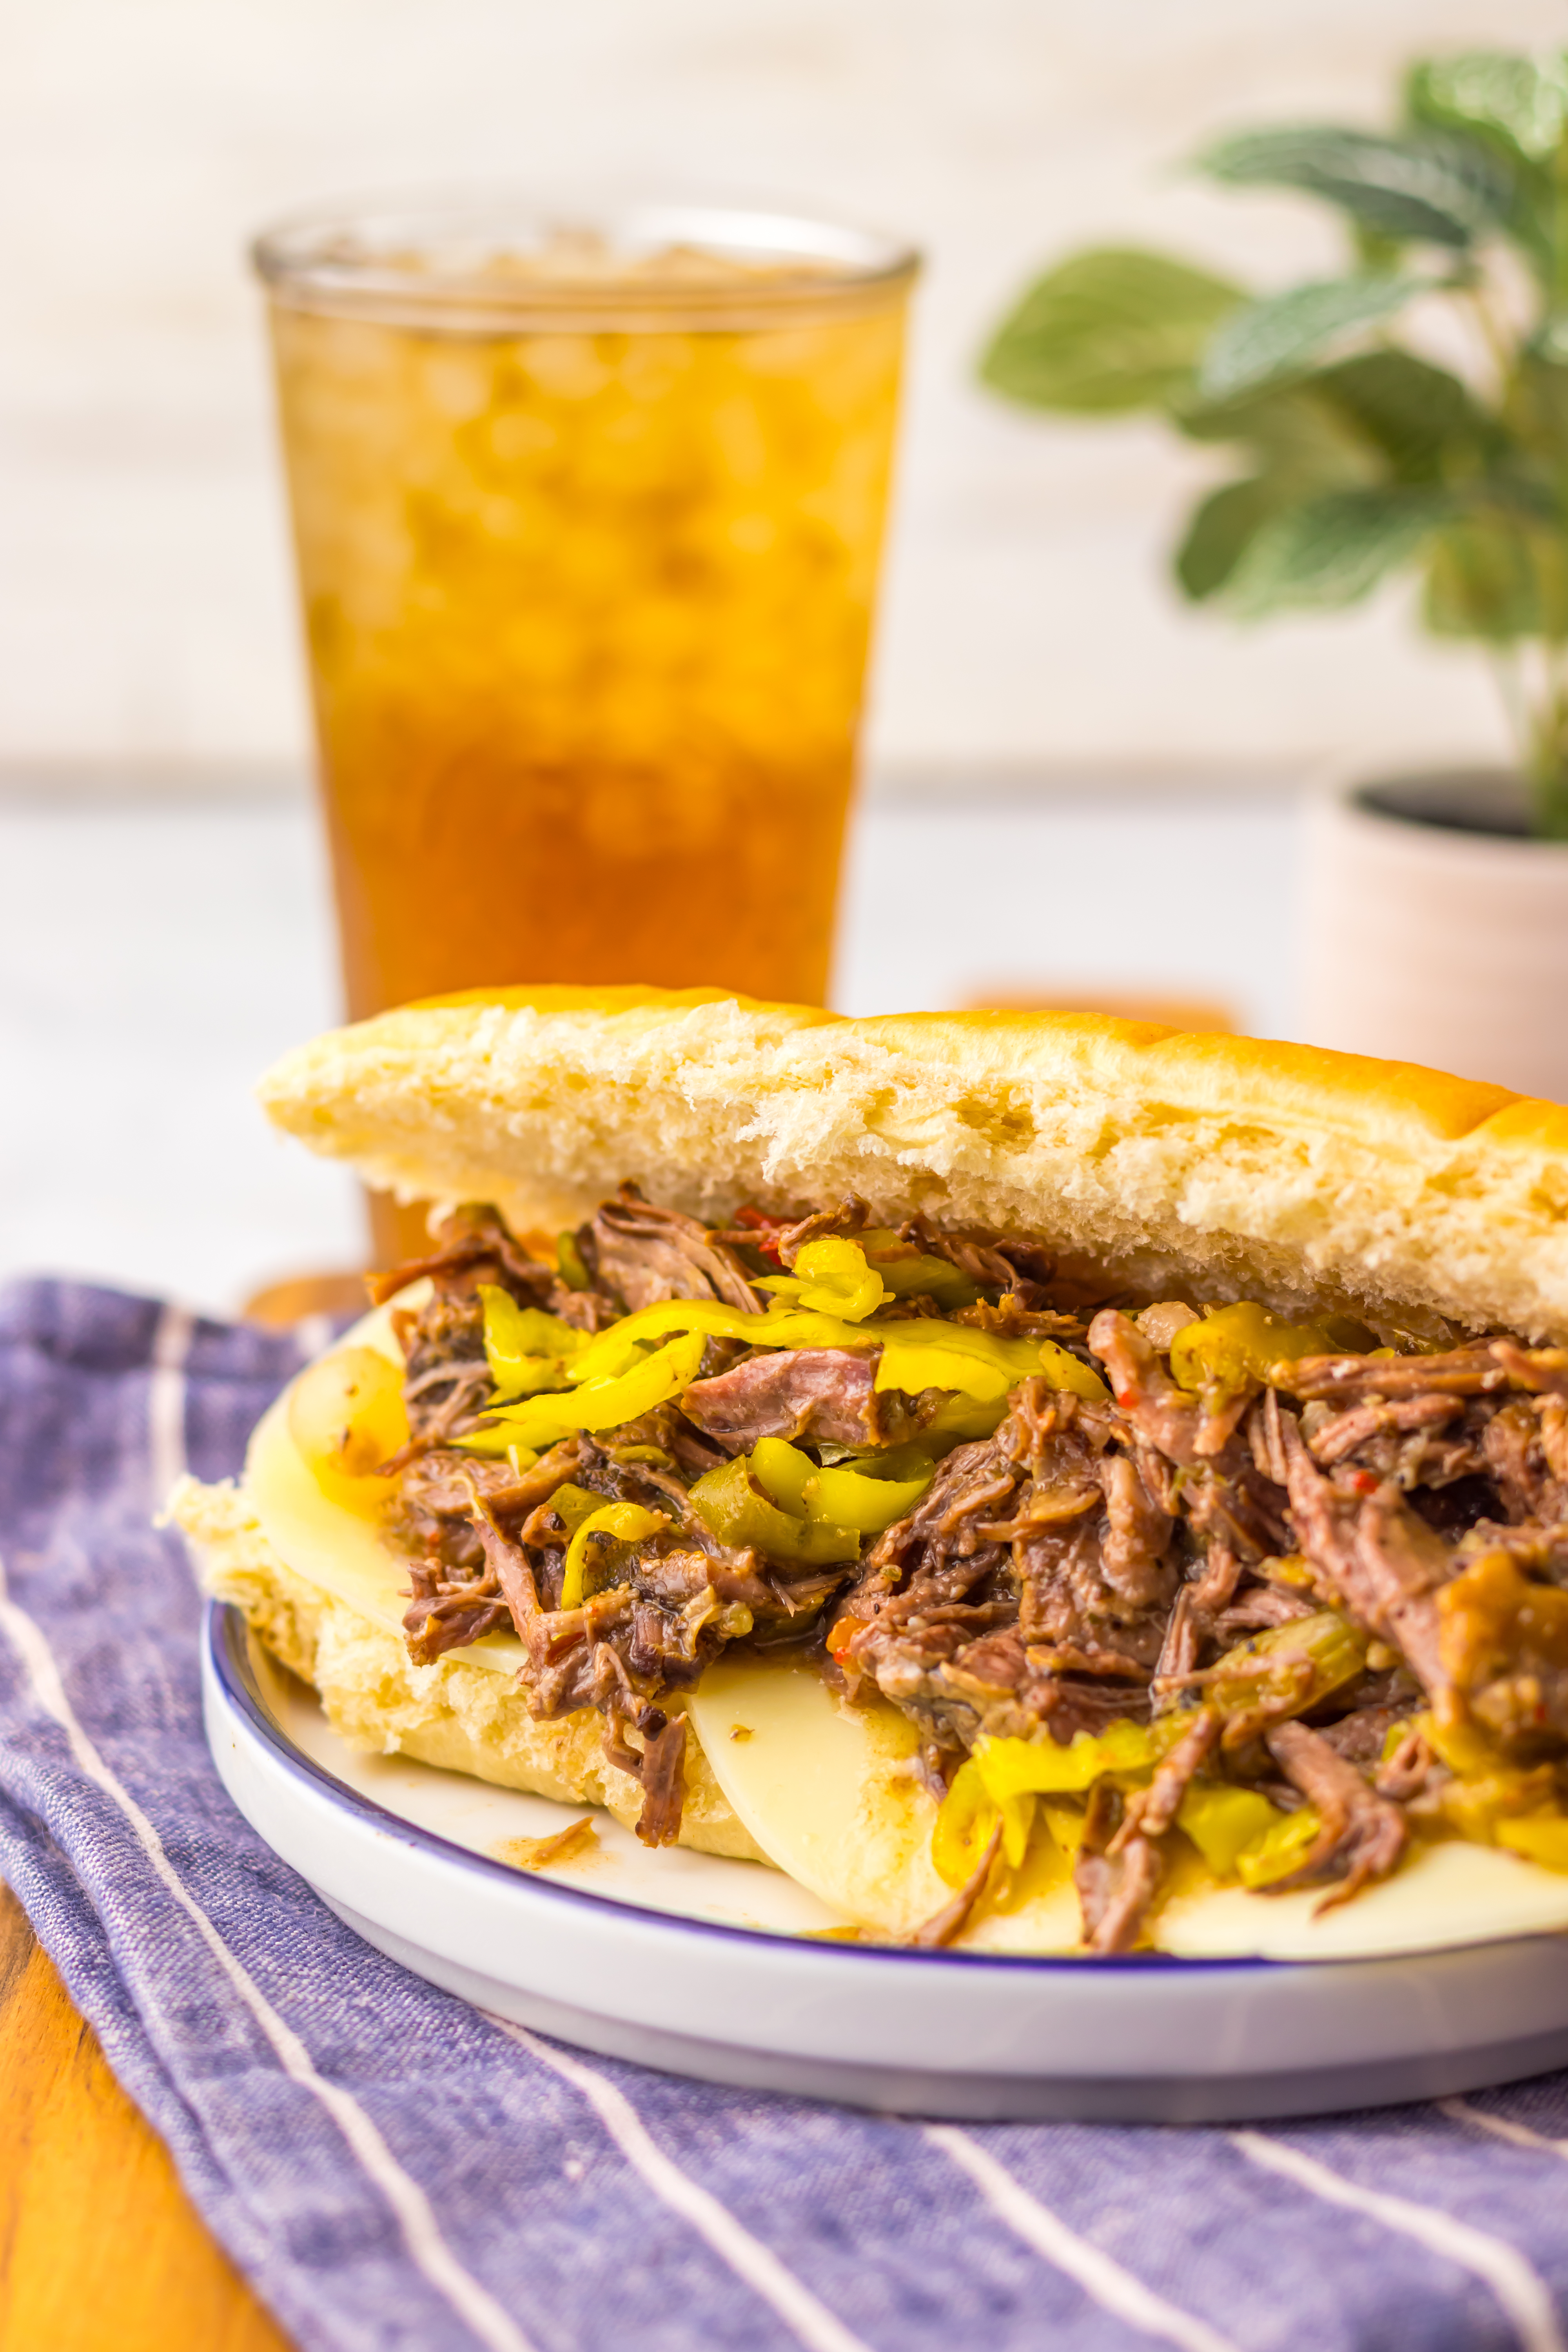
[931,1758,1006,1887]
[539,1482,603,1537]
[1234,1806,1324,1889]
[568,1299,760,1382]
[1036,1339,1111,1403]
[931,1721,1178,1889]
[555,1232,592,1292]
[931,1762,1044,1887]
[1169,1301,1357,1403]
[929,1719,1347,1896]
[1406,1706,1559,1841]
[479,1284,590,1401]
[978,1720,1175,1799]
[520,1269,1111,1447]
[1497,1813,1568,1874]
[859,1230,983,1309]
[561,1285,1106,1421]
[874,1323,1108,1406]
[1203,1610,1368,1724]
[1437,1547,1568,1699]
[749,1435,935,1534]
[932,1723,1337,1897]
[566,1298,875,1386]
[459,1330,708,1455]
[922,1393,1012,1445]
[558,1502,668,1612]
[757,1237,889,1322]
[686,1453,862,1565]
[1176,1783,1286,1876]
[288,1346,409,1514]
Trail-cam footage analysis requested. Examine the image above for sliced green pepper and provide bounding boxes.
[459,1330,708,1454]
[539,1482,603,1537]
[479,1284,590,1400]
[686,1453,862,1565]
[559,1501,668,1611]
[1204,1610,1367,1723]
[749,1435,934,1534]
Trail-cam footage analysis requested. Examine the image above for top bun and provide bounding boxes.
[257,984,1568,1342]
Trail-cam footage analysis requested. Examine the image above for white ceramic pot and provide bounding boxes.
[1301,769,1568,1102]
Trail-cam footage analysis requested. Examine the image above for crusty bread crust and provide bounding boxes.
[171,1473,766,1862]
[256,983,1568,1341]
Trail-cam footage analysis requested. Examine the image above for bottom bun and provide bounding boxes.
[170,1474,765,1862]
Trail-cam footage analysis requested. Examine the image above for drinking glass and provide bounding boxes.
[255,199,916,1036]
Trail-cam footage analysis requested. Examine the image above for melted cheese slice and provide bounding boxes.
[688,1656,1080,1949]
[253,1306,1568,1958]
[1158,1837,1568,1961]
[246,1293,523,1674]
[691,1655,1568,1958]
[688,1655,948,1939]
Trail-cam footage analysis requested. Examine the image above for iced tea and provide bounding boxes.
[256,205,916,1022]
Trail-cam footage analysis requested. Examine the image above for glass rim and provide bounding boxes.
[251,191,921,331]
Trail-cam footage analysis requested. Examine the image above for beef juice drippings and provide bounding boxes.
[269,295,909,1021]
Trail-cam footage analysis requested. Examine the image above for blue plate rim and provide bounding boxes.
[205,1597,1289,1975]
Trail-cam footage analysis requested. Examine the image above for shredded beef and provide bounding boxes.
[1316,1702,1417,1764]
[1075,1784,1166,1955]
[1288,1340,1564,1405]
[368,1204,560,1310]
[372,1185,1568,1932]
[634,1717,689,1847]
[1090,1308,1247,1464]
[1280,1415,1451,1699]
[909,1823,1004,1947]
[1264,1720,1407,1907]
[586,1184,764,1315]
[1070,1708,1222,1953]
[776,1195,872,1263]
[682,1348,924,1450]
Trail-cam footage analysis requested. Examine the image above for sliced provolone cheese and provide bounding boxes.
[246,1292,524,1674]
[688,1655,1082,1947]
[1158,1834,1568,1961]
[690,1653,1568,1957]
[688,1655,946,1937]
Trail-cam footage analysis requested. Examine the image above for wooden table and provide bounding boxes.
[0,1883,291,2352]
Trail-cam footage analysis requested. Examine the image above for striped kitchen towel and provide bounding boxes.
[3,1274,1568,2352]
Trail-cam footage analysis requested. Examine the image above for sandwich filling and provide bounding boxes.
[338,1187,1568,1953]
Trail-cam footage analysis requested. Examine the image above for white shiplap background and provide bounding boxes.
[3,0,1557,783]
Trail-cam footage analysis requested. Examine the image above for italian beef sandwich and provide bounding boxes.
[172,984,1568,1958]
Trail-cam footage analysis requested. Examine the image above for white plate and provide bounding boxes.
[203,1601,1568,2122]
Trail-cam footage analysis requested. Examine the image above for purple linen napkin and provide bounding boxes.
[2,1274,1568,2352]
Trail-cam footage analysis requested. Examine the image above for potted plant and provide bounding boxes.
[980,46,1568,1098]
